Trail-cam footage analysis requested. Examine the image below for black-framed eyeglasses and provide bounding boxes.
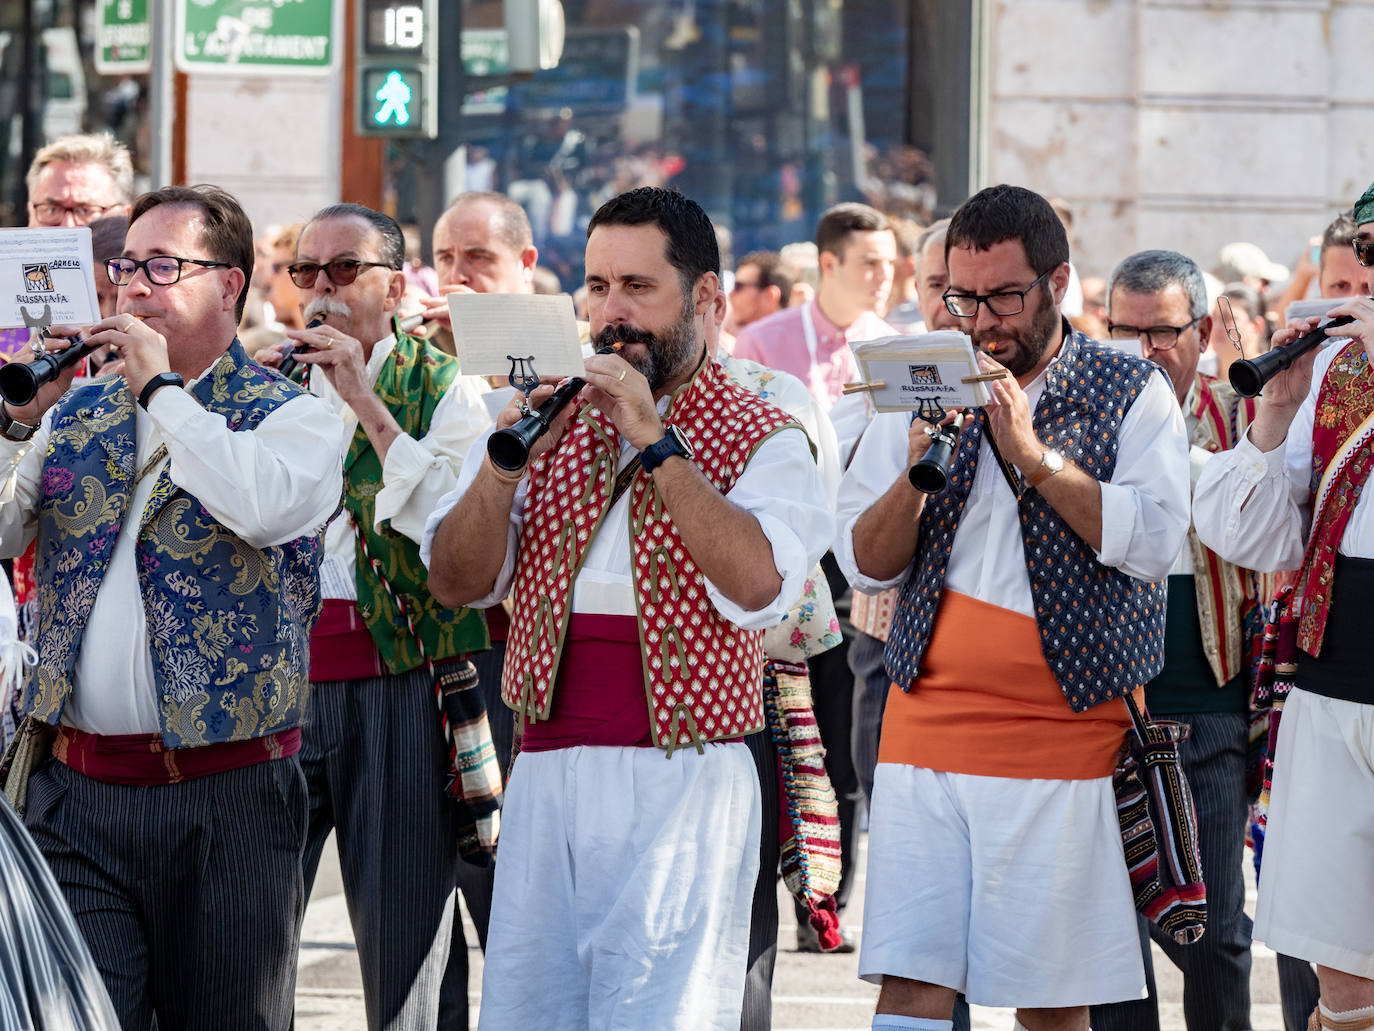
[1106,316,1202,351]
[31,201,118,225]
[287,259,392,289]
[106,255,230,286]
[943,268,1051,318]
[1353,236,1374,269]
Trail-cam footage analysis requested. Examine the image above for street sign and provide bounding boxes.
[355,0,437,137]
[175,0,336,75]
[95,0,151,74]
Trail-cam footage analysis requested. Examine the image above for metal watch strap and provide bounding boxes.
[0,403,38,442]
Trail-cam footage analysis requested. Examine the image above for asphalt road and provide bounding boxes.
[295,832,1292,1030]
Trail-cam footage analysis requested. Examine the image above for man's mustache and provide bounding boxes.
[593,324,658,348]
[304,297,351,322]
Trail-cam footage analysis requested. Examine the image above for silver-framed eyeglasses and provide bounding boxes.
[942,268,1051,318]
[1105,316,1201,351]
[106,255,231,286]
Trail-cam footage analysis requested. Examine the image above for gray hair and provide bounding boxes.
[26,132,134,204]
[1107,249,1207,321]
[914,218,950,262]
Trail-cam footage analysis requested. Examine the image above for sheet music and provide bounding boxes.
[0,227,100,329]
[852,331,992,412]
[448,292,586,379]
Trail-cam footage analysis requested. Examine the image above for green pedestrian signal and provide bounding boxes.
[355,0,437,137]
[372,70,414,126]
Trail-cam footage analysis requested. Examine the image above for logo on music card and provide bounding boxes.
[22,264,54,294]
[907,364,942,389]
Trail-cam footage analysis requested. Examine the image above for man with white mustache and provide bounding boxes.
[269,203,497,1029]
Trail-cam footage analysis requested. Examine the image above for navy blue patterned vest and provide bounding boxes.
[27,342,325,747]
[884,333,1167,712]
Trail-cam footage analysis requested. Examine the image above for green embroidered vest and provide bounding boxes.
[343,326,488,673]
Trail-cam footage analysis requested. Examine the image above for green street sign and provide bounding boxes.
[175,0,336,75]
[96,0,151,74]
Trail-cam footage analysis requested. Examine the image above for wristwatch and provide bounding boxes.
[138,372,185,410]
[639,425,695,473]
[1025,448,1065,488]
[0,402,38,442]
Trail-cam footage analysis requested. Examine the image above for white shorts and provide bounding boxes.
[1256,688,1374,977]
[859,763,1145,1008]
[478,742,761,1031]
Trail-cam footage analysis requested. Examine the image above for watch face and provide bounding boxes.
[669,425,695,459]
[1044,450,1064,472]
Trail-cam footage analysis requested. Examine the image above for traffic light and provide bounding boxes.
[355,0,438,138]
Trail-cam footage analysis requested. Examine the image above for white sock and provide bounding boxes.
[871,1017,954,1031]
[1320,1001,1374,1023]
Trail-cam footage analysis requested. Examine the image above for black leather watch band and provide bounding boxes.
[138,372,185,410]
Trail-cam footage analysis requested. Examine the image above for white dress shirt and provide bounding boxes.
[1193,344,1374,572]
[311,331,492,599]
[834,361,1189,619]
[420,397,834,630]
[0,378,347,734]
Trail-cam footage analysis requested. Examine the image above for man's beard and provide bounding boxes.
[970,283,1059,378]
[592,298,700,391]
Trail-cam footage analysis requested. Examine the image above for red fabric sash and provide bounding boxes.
[310,599,385,682]
[52,725,300,785]
[520,614,653,751]
[1296,342,1374,655]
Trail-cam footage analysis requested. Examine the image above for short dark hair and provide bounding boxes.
[445,192,533,254]
[87,213,128,264]
[130,184,254,320]
[1321,212,1358,271]
[945,184,1069,277]
[737,250,796,303]
[305,202,405,270]
[587,187,720,293]
[1107,249,1208,322]
[815,202,890,258]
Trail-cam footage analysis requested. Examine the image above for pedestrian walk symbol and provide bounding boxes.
[372,70,413,126]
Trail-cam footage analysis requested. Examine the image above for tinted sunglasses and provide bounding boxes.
[1353,236,1374,269]
[287,259,392,289]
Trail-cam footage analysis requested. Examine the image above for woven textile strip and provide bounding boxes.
[1247,587,1299,825]
[351,521,502,859]
[1112,693,1207,944]
[762,660,841,947]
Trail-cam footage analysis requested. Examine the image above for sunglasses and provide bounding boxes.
[287,259,392,289]
[1354,236,1374,269]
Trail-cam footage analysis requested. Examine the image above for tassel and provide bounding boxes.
[808,895,842,952]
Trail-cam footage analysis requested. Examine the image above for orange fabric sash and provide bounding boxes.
[878,591,1138,780]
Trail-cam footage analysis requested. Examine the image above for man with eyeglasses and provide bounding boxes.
[1,133,134,364]
[1091,250,1260,1031]
[837,184,1189,1031]
[1193,181,1374,1031]
[0,183,345,1027]
[269,202,499,1030]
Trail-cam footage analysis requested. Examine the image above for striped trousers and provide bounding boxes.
[25,754,307,1029]
[1092,710,1253,1031]
[301,667,462,1031]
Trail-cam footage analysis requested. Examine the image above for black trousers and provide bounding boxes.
[26,755,307,1030]
[301,668,462,1031]
[1091,711,1253,1031]
[740,727,782,1031]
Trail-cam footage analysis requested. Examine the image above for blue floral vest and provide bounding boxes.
[884,333,1167,712]
[26,342,325,747]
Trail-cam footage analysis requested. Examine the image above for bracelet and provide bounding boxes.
[486,453,527,486]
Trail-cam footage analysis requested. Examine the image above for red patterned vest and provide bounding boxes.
[501,356,802,753]
[1295,340,1374,655]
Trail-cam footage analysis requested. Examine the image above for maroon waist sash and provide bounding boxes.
[53,726,300,785]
